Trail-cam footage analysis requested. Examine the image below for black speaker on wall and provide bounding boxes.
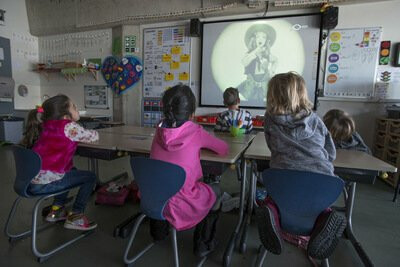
[322,6,339,30]
[190,18,202,37]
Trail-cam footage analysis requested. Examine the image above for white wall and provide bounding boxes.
[39,29,113,117]
[0,0,41,110]
[316,0,400,148]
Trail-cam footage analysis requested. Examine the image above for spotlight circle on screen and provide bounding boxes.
[211,20,305,96]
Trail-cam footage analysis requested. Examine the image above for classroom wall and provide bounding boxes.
[316,0,400,148]
[38,29,114,117]
[0,0,41,112]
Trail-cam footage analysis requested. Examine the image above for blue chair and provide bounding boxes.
[124,157,186,267]
[4,146,93,262]
[254,169,345,267]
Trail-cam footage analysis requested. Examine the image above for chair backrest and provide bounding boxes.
[262,169,344,236]
[11,146,41,197]
[130,157,186,220]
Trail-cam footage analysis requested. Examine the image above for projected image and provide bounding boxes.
[239,24,277,102]
[201,14,321,108]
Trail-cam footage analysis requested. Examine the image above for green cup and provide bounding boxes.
[230,126,245,137]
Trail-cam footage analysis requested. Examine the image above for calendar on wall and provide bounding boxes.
[142,26,191,127]
[84,85,109,109]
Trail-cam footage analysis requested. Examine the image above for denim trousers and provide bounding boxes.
[28,169,96,213]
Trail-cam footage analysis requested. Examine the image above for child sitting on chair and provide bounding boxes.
[257,72,346,260]
[323,109,371,154]
[150,84,229,257]
[215,87,253,134]
[21,94,99,231]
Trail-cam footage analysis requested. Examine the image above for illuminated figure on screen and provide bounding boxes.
[238,24,277,102]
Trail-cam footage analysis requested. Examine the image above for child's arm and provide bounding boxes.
[201,128,229,156]
[64,122,99,143]
[324,132,336,162]
[214,112,230,132]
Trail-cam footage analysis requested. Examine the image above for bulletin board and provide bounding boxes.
[142,26,191,97]
[323,27,382,98]
[84,85,109,109]
[142,26,191,127]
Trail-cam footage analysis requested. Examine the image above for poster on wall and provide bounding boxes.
[84,85,109,109]
[143,26,191,98]
[324,27,382,98]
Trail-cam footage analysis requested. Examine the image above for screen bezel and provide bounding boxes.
[199,12,323,110]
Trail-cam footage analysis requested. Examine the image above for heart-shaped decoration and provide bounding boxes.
[101,56,143,95]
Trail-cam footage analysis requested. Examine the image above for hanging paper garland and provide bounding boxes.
[101,56,143,95]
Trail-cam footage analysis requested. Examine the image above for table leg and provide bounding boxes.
[223,155,247,267]
[238,160,257,253]
[345,182,374,267]
[393,178,400,202]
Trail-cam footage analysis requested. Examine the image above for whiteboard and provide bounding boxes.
[324,27,382,98]
[142,26,191,98]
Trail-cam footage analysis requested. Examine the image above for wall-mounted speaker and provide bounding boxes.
[322,6,339,30]
[190,18,202,37]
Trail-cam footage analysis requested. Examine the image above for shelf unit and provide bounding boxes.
[373,117,400,188]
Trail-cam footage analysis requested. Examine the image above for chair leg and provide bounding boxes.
[4,197,53,242]
[171,228,179,267]
[321,258,330,267]
[31,193,94,262]
[254,245,267,267]
[124,213,155,266]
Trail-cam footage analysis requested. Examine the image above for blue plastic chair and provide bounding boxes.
[4,146,93,262]
[124,157,186,267]
[255,169,344,267]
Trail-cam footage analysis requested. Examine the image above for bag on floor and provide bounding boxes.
[95,180,130,206]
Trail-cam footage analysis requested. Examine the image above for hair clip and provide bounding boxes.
[36,105,44,113]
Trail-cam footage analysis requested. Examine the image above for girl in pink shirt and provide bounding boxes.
[150,84,229,257]
[21,94,98,231]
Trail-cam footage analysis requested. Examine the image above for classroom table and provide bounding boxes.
[236,132,397,267]
[77,126,256,243]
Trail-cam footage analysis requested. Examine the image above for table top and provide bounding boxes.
[80,126,256,164]
[244,132,397,173]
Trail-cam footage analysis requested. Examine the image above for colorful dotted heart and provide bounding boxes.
[101,56,143,95]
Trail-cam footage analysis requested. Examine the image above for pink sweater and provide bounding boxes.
[150,121,229,230]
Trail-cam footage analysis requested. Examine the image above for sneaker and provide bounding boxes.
[45,206,67,223]
[64,213,97,231]
[255,206,283,255]
[221,194,240,212]
[194,239,218,258]
[307,211,347,260]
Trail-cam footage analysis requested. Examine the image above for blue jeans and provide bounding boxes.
[28,169,97,213]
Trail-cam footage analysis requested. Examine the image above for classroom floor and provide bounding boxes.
[1,149,399,267]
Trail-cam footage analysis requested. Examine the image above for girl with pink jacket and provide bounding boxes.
[150,84,229,257]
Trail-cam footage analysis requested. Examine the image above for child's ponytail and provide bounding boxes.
[20,108,43,148]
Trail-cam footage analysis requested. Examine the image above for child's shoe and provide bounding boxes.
[64,213,97,231]
[45,205,67,222]
[307,211,347,259]
[255,205,283,255]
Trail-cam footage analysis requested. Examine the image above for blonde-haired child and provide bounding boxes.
[257,72,346,260]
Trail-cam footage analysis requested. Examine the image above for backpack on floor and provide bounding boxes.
[95,178,131,206]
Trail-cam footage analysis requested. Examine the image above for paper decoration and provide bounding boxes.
[180,54,190,62]
[165,72,174,81]
[171,46,182,54]
[101,56,143,95]
[179,72,189,81]
[162,54,172,62]
[170,61,180,69]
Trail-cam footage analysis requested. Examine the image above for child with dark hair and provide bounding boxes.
[150,84,229,257]
[21,94,99,231]
[215,87,253,133]
[323,109,370,154]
